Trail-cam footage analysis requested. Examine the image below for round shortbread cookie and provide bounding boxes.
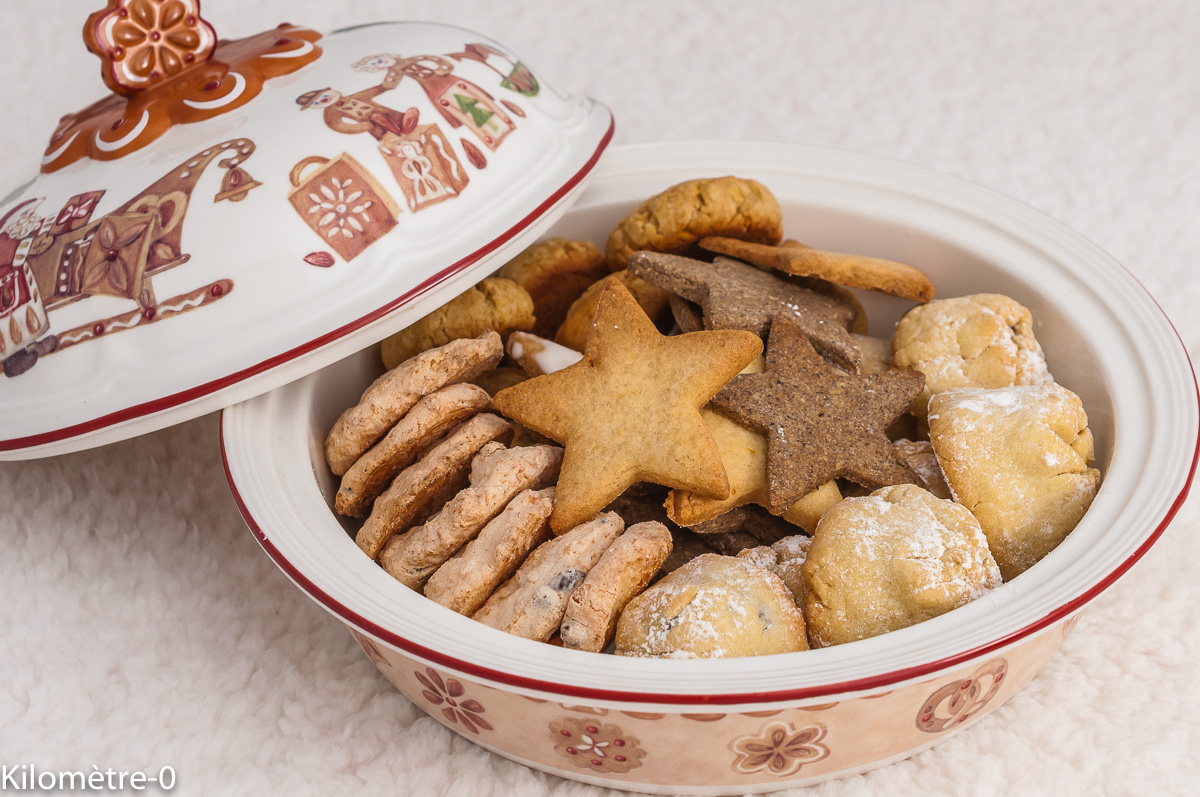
[604,176,783,271]
[891,293,1052,421]
[381,278,535,370]
[803,484,1003,648]
[928,384,1101,580]
[497,238,609,338]
[614,554,808,658]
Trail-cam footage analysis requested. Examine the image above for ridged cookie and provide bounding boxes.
[473,512,625,641]
[355,413,513,559]
[560,521,673,652]
[326,331,503,475]
[335,382,493,518]
[423,487,555,615]
[379,443,562,589]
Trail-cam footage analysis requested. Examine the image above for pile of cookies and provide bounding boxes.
[325,176,1102,658]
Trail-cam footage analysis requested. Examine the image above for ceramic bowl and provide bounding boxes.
[221,141,1197,794]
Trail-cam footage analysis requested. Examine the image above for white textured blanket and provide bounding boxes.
[2,1,1197,795]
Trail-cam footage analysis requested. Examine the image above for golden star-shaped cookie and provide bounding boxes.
[627,251,860,370]
[710,315,924,513]
[493,280,763,533]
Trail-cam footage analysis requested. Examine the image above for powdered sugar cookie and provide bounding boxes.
[804,484,1003,647]
[928,385,1101,580]
[891,294,1052,421]
[735,534,812,604]
[614,554,808,658]
[736,545,779,572]
[771,534,812,605]
[560,521,673,652]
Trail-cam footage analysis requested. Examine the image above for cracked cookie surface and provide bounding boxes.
[803,484,1002,647]
[604,176,784,271]
[892,294,1052,421]
[928,384,1100,580]
[615,553,808,658]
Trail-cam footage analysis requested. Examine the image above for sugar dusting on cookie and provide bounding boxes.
[615,554,807,658]
[803,484,1002,647]
[891,294,1054,421]
[927,384,1100,581]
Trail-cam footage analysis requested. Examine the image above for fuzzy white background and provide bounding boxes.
[2,1,1198,795]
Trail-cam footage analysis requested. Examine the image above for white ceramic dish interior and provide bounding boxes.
[222,141,1197,792]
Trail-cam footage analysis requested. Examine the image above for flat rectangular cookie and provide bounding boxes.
[335,382,493,518]
[560,521,673,653]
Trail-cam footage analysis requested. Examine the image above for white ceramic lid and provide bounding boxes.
[0,4,612,460]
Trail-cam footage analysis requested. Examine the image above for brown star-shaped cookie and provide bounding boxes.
[493,280,763,534]
[627,251,860,370]
[709,315,924,513]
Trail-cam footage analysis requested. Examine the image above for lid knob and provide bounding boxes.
[83,0,218,95]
